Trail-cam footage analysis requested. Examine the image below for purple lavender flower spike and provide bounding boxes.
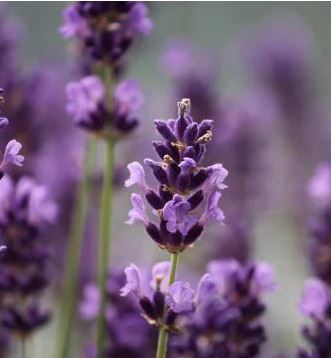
[166,282,195,313]
[120,263,142,297]
[173,259,275,357]
[0,139,24,171]
[125,98,228,253]
[0,175,57,336]
[60,2,153,71]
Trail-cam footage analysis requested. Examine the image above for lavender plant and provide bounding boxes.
[120,259,275,358]
[0,176,57,349]
[60,2,153,356]
[125,98,228,357]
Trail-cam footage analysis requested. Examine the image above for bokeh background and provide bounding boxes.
[4,2,331,357]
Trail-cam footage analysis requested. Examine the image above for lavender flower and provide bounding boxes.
[121,261,196,333]
[125,98,228,253]
[81,268,156,358]
[174,259,276,358]
[60,1,152,72]
[0,175,57,336]
[242,17,315,117]
[66,76,144,136]
[298,278,331,357]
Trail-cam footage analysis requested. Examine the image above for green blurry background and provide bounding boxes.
[6,2,331,357]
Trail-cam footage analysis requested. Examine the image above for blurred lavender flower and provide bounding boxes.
[298,278,331,357]
[242,16,315,117]
[173,259,276,358]
[162,39,220,120]
[81,268,156,358]
[306,164,331,285]
[0,176,57,336]
[66,76,144,136]
[125,98,228,253]
[60,1,152,74]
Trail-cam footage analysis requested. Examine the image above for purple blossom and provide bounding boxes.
[299,278,328,318]
[200,191,225,225]
[196,273,218,303]
[125,161,147,189]
[59,3,89,39]
[0,139,24,171]
[120,263,142,297]
[126,3,153,36]
[125,98,228,252]
[166,282,195,313]
[66,76,105,127]
[0,175,57,335]
[163,195,197,235]
[126,193,148,225]
[252,262,277,294]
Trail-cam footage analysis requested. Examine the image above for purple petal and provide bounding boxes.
[126,193,148,225]
[1,139,24,171]
[151,261,170,291]
[196,273,218,304]
[166,281,195,313]
[125,162,147,189]
[121,264,142,297]
[299,278,328,318]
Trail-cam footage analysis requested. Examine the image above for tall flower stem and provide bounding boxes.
[58,138,97,358]
[96,137,115,356]
[21,338,26,358]
[156,252,180,358]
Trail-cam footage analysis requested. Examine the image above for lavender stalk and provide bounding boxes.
[156,252,180,358]
[59,138,96,358]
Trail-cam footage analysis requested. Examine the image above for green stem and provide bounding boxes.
[96,138,115,357]
[58,138,96,358]
[155,252,180,358]
[21,338,26,358]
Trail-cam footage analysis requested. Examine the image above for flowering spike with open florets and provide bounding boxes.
[125,98,228,253]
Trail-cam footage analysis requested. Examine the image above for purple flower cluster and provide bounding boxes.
[0,175,57,336]
[125,98,228,253]
[121,262,196,332]
[60,1,152,72]
[81,269,156,358]
[298,278,331,357]
[306,164,331,284]
[66,76,144,135]
[173,259,276,358]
